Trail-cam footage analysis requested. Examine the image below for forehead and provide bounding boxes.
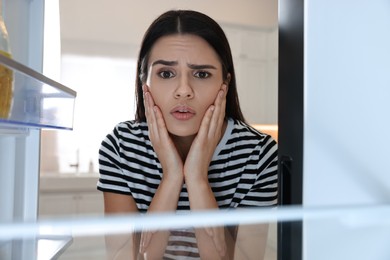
[148,34,221,65]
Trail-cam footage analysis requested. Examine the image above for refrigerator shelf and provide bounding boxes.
[0,53,76,130]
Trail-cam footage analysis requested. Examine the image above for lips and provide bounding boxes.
[170,105,195,121]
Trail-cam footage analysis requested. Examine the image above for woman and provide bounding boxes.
[98,10,278,259]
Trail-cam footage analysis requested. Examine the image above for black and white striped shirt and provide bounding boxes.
[97,118,278,259]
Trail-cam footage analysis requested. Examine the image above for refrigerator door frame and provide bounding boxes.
[0,1,44,259]
[0,0,44,223]
[278,0,304,259]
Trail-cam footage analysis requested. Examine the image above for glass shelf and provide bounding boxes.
[0,53,76,130]
[2,205,390,259]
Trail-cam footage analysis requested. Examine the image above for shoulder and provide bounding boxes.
[112,120,148,135]
[214,118,277,162]
[229,119,276,144]
[107,120,149,141]
[101,120,150,150]
[226,119,278,162]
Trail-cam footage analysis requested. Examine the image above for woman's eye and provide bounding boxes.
[158,70,175,79]
[194,71,211,79]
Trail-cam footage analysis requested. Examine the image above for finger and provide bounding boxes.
[197,105,215,139]
[212,85,226,126]
[219,84,227,121]
[198,84,227,140]
[205,226,213,237]
[208,85,227,137]
[144,85,157,117]
[139,230,152,253]
[216,84,227,124]
[140,229,158,254]
[153,105,169,140]
[143,87,167,141]
[145,94,176,163]
[143,85,154,121]
[143,85,149,117]
[144,92,160,139]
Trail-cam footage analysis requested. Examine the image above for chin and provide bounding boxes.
[167,124,199,137]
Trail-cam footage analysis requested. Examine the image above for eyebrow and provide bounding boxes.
[152,59,217,70]
[188,63,217,70]
[152,60,178,66]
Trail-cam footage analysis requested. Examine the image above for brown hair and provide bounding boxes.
[134,10,245,122]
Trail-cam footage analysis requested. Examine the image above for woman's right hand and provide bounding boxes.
[143,85,184,181]
[142,85,185,257]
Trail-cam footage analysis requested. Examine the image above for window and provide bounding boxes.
[40,55,136,175]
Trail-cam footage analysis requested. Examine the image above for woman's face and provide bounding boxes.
[146,34,226,137]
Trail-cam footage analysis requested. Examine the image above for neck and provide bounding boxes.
[170,134,195,162]
[170,119,228,162]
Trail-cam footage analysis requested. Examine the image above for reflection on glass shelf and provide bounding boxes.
[0,54,76,130]
[37,236,73,260]
[2,205,390,259]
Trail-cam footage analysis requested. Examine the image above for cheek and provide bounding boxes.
[149,89,165,108]
[200,90,219,110]
[147,81,163,104]
[147,78,173,108]
[193,79,222,105]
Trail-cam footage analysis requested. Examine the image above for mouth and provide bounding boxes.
[170,105,196,121]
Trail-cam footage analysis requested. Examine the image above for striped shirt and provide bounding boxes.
[97,118,278,259]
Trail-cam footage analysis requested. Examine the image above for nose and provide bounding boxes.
[174,76,194,99]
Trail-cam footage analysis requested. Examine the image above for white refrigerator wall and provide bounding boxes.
[0,0,44,222]
[303,1,390,259]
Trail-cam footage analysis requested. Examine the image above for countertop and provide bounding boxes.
[39,174,99,192]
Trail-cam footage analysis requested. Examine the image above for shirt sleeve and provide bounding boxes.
[97,125,132,196]
[238,136,278,208]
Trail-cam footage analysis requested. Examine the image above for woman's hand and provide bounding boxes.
[143,84,228,259]
[184,84,227,182]
[143,85,184,181]
[139,229,156,254]
[184,84,228,259]
[205,226,227,257]
[141,85,185,259]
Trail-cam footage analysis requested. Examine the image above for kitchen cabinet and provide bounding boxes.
[38,176,105,259]
[39,193,103,217]
[223,25,278,124]
[39,176,103,217]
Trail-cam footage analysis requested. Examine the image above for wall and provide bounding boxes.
[303,1,390,259]
[304,0,390,207]
[58,0,279,124]
[59,0,278,47]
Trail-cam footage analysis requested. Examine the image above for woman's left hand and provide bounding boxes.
[205,226,227,257]
[184,84,227,182]
[183,84,228,259]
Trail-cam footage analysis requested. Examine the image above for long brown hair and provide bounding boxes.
[134,10,245,122]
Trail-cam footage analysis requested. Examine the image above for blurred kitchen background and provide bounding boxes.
[37,2,278,258]
[40,0,278,177]
[3,0,390,259]
[39,0,278,217]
